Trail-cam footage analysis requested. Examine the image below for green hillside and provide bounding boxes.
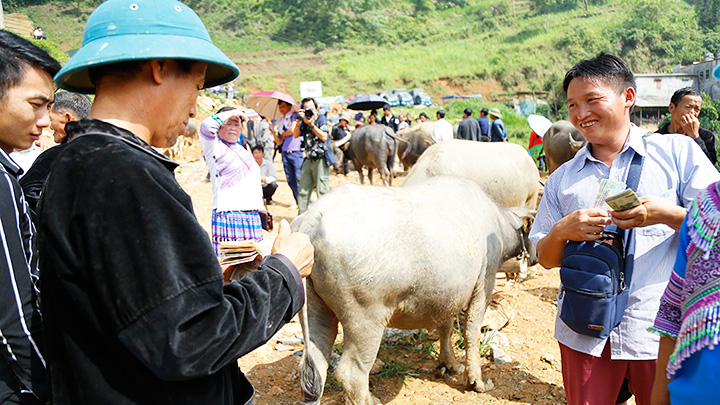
[6,0,720,142]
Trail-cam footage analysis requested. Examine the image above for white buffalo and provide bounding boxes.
[402,140,540,210]
[294,177,537,404]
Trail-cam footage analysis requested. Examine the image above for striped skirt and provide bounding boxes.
[211,209,263,256]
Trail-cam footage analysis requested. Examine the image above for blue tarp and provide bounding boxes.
[440,94,483,100]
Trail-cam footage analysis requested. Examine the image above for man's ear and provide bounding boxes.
[668,102,676,115]
[623,86,636,110]
[149,59,167,85]
[64,112,75,123]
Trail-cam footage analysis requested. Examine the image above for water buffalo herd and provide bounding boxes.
[280,120,586,404]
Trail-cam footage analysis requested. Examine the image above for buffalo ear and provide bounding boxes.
[522,216,534,233]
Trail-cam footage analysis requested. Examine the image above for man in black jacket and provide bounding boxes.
[657,87,717,165]
[457,107,481,141]
[39,1,314,404]
[379,104,400,132]
[0,29,60,405]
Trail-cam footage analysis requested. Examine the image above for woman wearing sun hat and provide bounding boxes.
[39,1,314,404]
[200,106,265,256]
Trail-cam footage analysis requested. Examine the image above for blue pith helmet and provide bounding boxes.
[54,0,240,93]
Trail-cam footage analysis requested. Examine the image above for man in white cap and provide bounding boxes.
[489,107,508,142]
[39,1,314,404]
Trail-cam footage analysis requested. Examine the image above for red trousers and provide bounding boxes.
[559,342,656,405]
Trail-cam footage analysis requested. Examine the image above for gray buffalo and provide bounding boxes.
[344,125,398,186]
[403,140,540,210]
[294,177,537,405]
[396,122,436,171]
[543,120,586,174]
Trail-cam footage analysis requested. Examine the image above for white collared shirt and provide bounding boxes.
[433,118,453,142]
[530,124,720,359]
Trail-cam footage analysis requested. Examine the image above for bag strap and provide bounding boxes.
[626,148,643,192]
[617,135,647,292]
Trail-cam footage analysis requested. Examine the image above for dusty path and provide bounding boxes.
[174,147,636,405]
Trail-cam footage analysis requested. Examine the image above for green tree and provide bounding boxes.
[685,0,720,31]
[613,0,703,71]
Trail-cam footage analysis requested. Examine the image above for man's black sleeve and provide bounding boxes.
[698,127,717,165]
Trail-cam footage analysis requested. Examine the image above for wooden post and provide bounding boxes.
[512,0,516,18]
[0,0,5,30]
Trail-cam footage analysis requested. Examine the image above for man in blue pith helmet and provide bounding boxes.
[38,1,314,404]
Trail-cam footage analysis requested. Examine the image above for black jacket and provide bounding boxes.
[380,115,399,132]
[457,117,481,141]
[20,135,74,223]
[657,123,717,165]
[38,119,304,404]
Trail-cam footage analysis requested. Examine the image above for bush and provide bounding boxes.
[30,38,70,65]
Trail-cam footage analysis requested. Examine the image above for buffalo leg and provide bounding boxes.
[300,279,339,404]
[353,158,365,184]
[334,321,384,405]
[463,277,495,392]
[367,167,374,185]
[437,318,464,374]
[377,164,390,187]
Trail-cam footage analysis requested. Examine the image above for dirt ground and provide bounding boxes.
[173,144,636,405]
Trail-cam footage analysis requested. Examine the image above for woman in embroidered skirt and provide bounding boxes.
[200,107,264,256]
[651,181,720,404]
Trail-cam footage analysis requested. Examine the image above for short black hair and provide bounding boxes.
[216,106,236,114]
[670,87,701,107]
[52,91,92,119]
[0,30,61,103]
[480,107,488,115]
[419,112,428,119]
[301,97,316,109]
[88,59,197,90]
[563,53,636,95]
[463,107,472,116]
[383,103,391,111]
[437,109,446,118]
[251,145,264,154]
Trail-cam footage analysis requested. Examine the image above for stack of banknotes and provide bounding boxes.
[594,179,641,211]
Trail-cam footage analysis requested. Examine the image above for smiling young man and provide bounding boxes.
[38,1,315,404]
[529,54,720,404]
[0,29,60,405]
[657,87,717,165]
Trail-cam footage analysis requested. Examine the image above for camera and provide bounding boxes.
[304,108,314,119]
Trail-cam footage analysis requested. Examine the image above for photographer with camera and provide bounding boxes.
[293,97,334,214]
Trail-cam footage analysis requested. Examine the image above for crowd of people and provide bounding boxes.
[1,0,720,404]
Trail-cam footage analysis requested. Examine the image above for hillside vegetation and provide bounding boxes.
[6,0,720,142]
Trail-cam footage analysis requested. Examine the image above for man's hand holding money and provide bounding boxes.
[610,195,686,231]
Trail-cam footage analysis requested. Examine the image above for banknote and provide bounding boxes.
[594,179,628,208]
[605,189,641,211]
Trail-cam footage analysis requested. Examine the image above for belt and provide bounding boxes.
[284,150,303,153]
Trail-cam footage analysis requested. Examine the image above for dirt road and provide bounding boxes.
[174,144,635,405]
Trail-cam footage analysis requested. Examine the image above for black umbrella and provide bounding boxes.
[348,94,388,111]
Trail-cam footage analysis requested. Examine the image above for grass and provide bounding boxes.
[374,357,419,388]
[453,314,500,358]
[14,0,713,134]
